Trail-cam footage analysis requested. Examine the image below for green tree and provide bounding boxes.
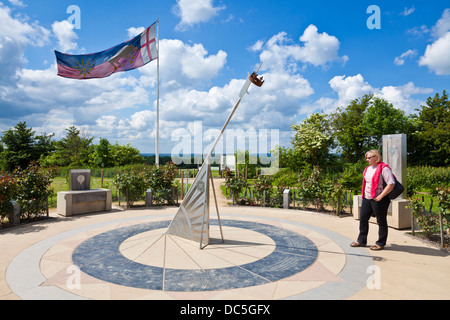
[0,122,37,171]
[42,126,94,167]
[235,150,258,178]
[61,126,93,166]
[363,97,411,150]
[410,90,450,166]
[331,95,372,163]
[34,133,55,160]
[91,138,112,168]
[291,113,334,167]
[278,146,307,172]
[110,142,143,166]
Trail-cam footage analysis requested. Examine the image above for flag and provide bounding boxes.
[55,22,158,80]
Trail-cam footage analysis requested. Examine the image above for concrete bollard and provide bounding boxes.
[283,189,290,209]
[9,200,21,226]
[146,189,153,207]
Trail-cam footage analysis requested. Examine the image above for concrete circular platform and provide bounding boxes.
[3,206,450,300]
[72,219,319,292]
[5,209,372,300]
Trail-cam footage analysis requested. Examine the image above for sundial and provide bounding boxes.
[5,66,373,300]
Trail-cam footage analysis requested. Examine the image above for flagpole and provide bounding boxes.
[156,18,160,167]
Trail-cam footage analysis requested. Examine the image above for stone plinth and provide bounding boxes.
[58,189,112,217]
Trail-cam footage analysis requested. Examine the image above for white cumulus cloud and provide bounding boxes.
[174,0,225,30]
[139,38,227,88]
[419,32,450,75]
[432,8,450,38]
[329,74,374,106]
[52,20,78,52]
[0,4,50,82]
[252,25,348,72]
[419,8,450,75]
[318,74,433,114]
[0,4,50,47]
[298,25,349,67]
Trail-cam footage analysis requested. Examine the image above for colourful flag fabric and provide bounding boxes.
[55,22,157,80]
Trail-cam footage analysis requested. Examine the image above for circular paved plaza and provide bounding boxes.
[2,206,450,300]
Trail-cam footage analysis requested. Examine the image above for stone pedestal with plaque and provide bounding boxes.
[57,169,112,217]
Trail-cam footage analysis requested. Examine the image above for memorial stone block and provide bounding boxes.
[70,169,91,191]
[58,169,112,217]
[382,134,407,198]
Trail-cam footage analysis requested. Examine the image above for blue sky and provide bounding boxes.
[0,0,449,154]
